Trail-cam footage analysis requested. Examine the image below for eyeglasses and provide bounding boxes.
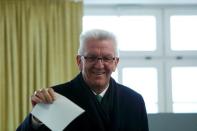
[82,56,116,64]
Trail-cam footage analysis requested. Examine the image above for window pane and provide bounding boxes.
[122,67,158,113]
[170,15,197,51]
[83,16,157,51]
[171,67,197,112]
[146,103,158,114]
[117,16,156,51]
[173,103,197,113]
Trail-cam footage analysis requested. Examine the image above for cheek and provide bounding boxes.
[83,64,92,73]
[105,65,115,73]
[108,64,117,71]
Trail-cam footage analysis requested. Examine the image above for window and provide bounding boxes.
[83,5,197,113]
[165,8,197,56]
[122,67,158,113]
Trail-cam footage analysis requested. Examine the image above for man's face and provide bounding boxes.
[77,39,119,89]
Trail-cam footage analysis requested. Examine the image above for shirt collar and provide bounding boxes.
[92,84,109,97]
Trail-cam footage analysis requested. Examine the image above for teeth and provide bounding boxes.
[96,73,103,75]
[93,72,104,75]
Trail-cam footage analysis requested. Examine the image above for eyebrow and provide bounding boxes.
[85,53,114,57]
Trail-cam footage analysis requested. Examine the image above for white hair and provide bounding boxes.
[78,29,119,57]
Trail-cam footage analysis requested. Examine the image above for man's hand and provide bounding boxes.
[31,88,56,107]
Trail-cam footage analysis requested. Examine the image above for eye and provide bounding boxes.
[84,56,97,62]
[88,56,97,61]
[103,57,114,62]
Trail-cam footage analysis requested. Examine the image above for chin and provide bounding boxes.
[93,81,107,87]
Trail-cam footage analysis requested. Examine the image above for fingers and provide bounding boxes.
[48,88,56,101]
[31,88,55,107]
[31,94,42,107]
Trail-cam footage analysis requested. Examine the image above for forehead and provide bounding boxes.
[84,39,115,55]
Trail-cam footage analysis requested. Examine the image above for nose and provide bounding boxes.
[94,58,104,68]
[97,57,103,62]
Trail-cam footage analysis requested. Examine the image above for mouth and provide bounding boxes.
[92,71,105,76]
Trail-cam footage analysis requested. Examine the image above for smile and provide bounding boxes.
[92,71,105,75]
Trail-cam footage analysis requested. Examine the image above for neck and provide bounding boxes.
[90,86,106,94]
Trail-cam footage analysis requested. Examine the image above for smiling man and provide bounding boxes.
[17,29,149,131]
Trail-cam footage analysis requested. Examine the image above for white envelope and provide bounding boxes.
[31,92,85,131]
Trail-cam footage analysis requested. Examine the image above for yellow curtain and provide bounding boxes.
[0,0,83,130]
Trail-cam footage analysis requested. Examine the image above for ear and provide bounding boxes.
[76,55,83,71]
[112,57,119,72]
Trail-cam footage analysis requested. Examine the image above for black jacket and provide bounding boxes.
[16,73,149,131]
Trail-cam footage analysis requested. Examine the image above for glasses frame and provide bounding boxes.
[82,55,116,64]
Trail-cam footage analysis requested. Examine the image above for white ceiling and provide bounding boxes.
[84,0,197,5]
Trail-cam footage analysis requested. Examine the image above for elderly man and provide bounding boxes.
[17,29,149,131]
